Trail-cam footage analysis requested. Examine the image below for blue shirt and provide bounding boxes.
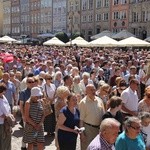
[19,88,31,106]
[115,131,145,150]
[0,80,16,105]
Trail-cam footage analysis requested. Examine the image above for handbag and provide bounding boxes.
[5,114,15,127]
[42,98,53,116]
[4,114,15,135]
[43,84,53,116]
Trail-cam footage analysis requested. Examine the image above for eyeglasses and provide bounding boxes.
[46,78,52,80]
[27,81,34,83]
[134,82,139,86]
[103,89,109,93]
[130,125,141,130]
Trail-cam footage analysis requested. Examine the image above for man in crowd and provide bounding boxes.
[0,73,16,110]
[87,118,120,150]
[121,79,139,118]
[79,84,105,150]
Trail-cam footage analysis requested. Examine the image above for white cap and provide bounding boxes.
[31,87,43,97]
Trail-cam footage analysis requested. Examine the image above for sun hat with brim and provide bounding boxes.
[31,87,43,97]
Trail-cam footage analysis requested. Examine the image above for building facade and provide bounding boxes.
[53,0,67,33]
[110,0,129,33]
[2,0,11,36]
[11,0,20,38]
[30,0,41,37]
[1,0,150,40]
[40,0,53,34]
[20,0,30,38]
[67,0,81,36]
[129,0,150,39]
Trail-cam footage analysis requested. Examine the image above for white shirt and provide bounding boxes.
[43,83,56,103]
[0,95,11,124]
[141,125,150,148]
[121,87,139,113]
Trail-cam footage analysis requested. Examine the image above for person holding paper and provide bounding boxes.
[57,93,80,150]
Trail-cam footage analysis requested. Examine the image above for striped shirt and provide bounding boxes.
[87,134,115,150]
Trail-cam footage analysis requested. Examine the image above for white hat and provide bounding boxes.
[31,87,43,97]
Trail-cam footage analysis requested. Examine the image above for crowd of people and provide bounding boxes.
[0,44,150,150]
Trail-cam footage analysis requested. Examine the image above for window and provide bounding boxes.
[142,11,148,22]
[88,15,93,22]
[96,14,101,21]
[96,0,102,8]
[132,12,138,22]
[114,0,119,5]
[103,13,109,20]
[103,0,109,7]
[82,16,87,22]
[89,0,93,9]
[113,11,119,20]
[82,0,87,10]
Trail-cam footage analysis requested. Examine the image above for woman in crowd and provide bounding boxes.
[55,85,70,150]
[139,112,150,150]
[0,83,11,150]
[111,79,127,97]
[102,96,123,133]
[57,93,80,150]
[72,75,82,103]
[115,116,145,150]
[53,71,63,89]
[23,87,45,150]
[43,74,56,136]
[138,86,150,113]
[97,83,110,109]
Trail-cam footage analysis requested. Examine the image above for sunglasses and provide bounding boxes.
[27,81,34,83]
[130,125,141,130]
[103,89,109,93]
[46,78,52,80]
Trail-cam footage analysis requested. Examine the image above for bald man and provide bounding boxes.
[79,84,105,150]
[87,118,120,150]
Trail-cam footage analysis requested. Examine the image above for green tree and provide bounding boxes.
[55,32,69,43]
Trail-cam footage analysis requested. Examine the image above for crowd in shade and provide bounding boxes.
[0,44,150,150]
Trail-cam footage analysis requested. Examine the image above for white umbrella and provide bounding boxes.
[144,37,150,42]
[118,36,150,47]
[0,35,17,43]
[66,36,90,47]
[90,36,119,47]
[37,33,55,38]
[112,30,135,40]
[91,30,113,40]
[43,37,65,46]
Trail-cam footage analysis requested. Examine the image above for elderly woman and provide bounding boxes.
[23,87,45,150]
[115,116,145,150]
[0,83,12,150]
[53,71,63,89]
[57,93,80,150]
[138,86,150,113]
[79,72,93,95]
